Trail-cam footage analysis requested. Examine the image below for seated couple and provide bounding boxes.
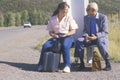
[38,2,111,73]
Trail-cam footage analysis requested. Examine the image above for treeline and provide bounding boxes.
[0,9,49,27]
[90,0,120,15]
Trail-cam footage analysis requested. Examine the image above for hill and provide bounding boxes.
[0,0,119,14]
[0,0,119,27]
[0,0,61,14]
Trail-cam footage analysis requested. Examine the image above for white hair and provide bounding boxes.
[87,2,99,11]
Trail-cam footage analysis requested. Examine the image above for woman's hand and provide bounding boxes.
[60,33,68,37]
[52,34,59,38]
[49,31,59,38]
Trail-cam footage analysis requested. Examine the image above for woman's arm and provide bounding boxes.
[63,29,76,37]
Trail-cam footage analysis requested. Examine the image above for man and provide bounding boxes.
[74,2,111,71]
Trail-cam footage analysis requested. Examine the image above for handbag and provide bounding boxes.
[49,39,61,53]
[51,39,61,53]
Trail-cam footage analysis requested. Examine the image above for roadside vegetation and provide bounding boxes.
[35,15,120,62]
[0,0,119,62]
[0,0,120,27]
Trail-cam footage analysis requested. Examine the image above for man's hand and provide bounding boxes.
[85,36,91,43]
[88,34,98,40]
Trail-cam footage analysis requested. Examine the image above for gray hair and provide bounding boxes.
[87,2,98,11]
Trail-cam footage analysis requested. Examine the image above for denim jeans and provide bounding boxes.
[38,36,73,67]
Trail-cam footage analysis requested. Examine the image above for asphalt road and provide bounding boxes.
[0,25,120,80]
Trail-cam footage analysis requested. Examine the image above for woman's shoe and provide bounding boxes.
[63,66,71,73]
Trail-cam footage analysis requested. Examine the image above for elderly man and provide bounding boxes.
[74,2,111,71]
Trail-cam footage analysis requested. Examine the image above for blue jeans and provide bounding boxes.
[38,36,73,67]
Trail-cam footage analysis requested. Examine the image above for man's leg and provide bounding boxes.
[86,46,94,64]
[74,38,85,69]
[97,38,111,71]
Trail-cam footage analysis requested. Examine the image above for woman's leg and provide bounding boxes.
[61,36,73,67]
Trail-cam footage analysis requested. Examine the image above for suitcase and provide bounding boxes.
[43,52,60,72]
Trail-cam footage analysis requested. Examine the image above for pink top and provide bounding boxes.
[47,15,78,34]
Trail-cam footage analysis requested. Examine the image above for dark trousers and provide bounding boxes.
[74,37,111,66]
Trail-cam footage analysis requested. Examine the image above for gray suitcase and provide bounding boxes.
[43,52,60,72]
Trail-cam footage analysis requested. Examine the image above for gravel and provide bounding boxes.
[0,25,120,80]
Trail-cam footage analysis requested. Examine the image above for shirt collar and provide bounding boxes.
[95,13,99,19]
[56,15,67,23]
[88,12,99,19]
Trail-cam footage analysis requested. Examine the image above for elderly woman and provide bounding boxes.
[74,2,111,71]
[38,2,78,73]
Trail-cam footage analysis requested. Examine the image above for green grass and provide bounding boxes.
[34,35,50,50]
[35,16,120,62]
[108,18,120,62]
[93,16,120,62]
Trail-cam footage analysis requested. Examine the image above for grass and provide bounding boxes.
[35,16,120,62]
[34,35,51,50]
[108,17,120,62]
[93,16,120,62]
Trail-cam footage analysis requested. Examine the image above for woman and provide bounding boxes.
[38,2,78,73]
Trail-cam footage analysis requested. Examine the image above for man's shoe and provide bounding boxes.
[79,63,85,70]
[105,65,111,71]
[63,66,71,73]
[105,59,111,71]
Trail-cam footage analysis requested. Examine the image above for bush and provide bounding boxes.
[21,10,29,25]
[0,13,4,27]
[15,12,21,26]
[29,9,39,25]
[4,12,15,27]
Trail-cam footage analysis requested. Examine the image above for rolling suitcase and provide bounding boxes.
[43,51,60,72]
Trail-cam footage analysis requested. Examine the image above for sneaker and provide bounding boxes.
[38,65,43,71]
[63,66,70,73]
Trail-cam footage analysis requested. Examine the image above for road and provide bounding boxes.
[0,25,120,80]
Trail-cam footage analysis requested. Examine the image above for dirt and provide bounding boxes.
[0,25,120,80]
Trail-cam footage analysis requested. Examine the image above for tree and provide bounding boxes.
[29,9,39,25]
[15,12,21,26]
[0,13,4,27]
[4,12,15,27]
[37,11,49,25]
[21,10,29,25]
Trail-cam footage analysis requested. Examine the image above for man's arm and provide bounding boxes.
[96,15,108,38]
